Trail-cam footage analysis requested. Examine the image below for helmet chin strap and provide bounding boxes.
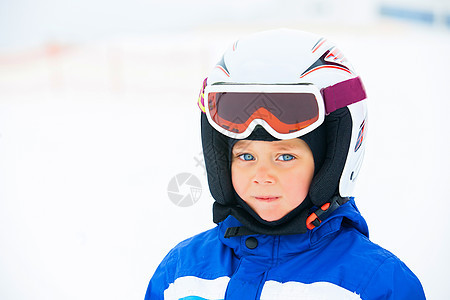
[306,196,349,230]
[214,199,311,238]
[221,195,349,238]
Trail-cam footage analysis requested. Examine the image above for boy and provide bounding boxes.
[145,29,425,299]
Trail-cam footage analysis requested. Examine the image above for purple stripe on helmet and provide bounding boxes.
[321,76,367,115]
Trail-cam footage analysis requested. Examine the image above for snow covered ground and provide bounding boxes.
[1,21,449,299]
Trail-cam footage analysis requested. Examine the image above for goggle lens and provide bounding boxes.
[208,91,320,135]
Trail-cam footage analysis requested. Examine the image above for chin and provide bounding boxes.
[259,212,286,222]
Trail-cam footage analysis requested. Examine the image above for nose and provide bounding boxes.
[253,163,275,185]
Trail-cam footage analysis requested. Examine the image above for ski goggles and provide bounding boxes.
[198,76,366,140]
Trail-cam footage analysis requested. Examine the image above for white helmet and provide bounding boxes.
[198,29,367,233]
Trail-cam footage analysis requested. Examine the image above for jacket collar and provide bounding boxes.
[218,198,368,259]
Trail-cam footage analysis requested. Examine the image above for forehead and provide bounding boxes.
[232,138,308,151]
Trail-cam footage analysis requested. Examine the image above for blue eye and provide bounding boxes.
[239,153,254,161]
[278,154,294,161]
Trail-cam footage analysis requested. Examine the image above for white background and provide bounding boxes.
[1,1,449,299]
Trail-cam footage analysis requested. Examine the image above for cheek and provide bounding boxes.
[282,166,314,200]
[231,164,246,197]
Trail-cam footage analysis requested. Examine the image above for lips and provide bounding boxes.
[254,196,280,202]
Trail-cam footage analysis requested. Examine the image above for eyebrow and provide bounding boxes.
[232,144,249,152]
[233,142,299,152]
[275,146,296,151]
[272,143,299,151]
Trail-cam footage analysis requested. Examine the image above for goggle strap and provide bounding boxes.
[197,77,208,113]
[321,76,366,115]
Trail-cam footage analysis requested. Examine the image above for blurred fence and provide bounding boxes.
[379,0,450,27]
[0,37,210,99]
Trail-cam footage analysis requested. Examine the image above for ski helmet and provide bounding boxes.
[198,29,367,233]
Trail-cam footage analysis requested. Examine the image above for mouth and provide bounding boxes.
[253,196,280,202]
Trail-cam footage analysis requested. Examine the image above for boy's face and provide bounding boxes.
[231,138,315,222]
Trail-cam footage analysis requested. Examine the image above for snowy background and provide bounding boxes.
[1,0,450,299]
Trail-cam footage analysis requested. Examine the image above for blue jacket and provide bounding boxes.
[145,199,425,299]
